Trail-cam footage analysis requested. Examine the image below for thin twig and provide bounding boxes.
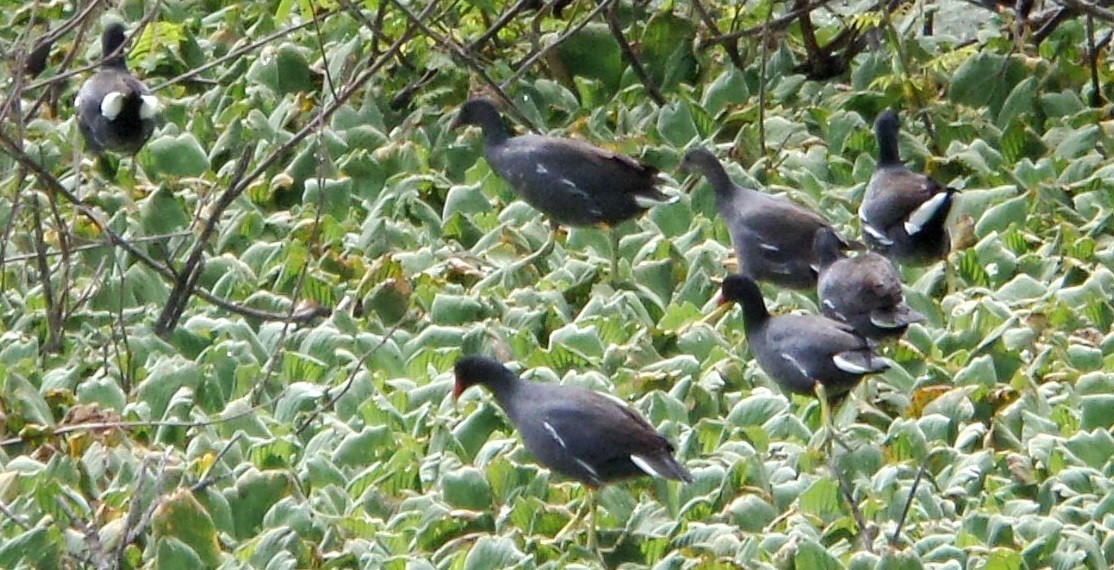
[830,456,875,554]
[0,500,30,530]
[502,0,618,94]
[1053,0,1114,24]
[55,496,112,570]
[604,4,665,105]
[890,457,930,546]
[388,0,540,131]
[699,0,839,49]
[691,0,746,70]
[294,311,412,435]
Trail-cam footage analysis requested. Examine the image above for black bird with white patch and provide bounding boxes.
[453,355,692,487]
[815,227,925,341]
[449,98,676,280]
[452,355,692,547]
[75,22,158,154]
[860,110,956,265]
[680,147,852,290]
[720,274,890,401]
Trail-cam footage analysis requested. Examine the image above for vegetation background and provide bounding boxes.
[1,0,1113,567]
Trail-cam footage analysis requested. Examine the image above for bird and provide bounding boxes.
[859,109,957,265]
[680,147,852,290]
[75,22,158,155]
[719,274,890,416]
[814,227,925,341]
[449,98,675,283]
[452,355,692,547]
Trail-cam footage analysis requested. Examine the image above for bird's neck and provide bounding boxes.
[480,122,511,147]
[703,165,735,199]
[484,372,524,409]
[877,131,900,166]
[738,297,770,337]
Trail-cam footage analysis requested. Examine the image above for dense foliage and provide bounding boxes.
[1,0,1113,567]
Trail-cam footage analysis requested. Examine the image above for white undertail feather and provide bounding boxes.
[832,354,872,374]
[139,95,159,120]
[633,192,679,208]
[869,313,905,329]
[904,191,950,236]
[101,92,125,119]
[629,454,663,478]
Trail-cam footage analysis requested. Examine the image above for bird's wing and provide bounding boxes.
[862,168,946,233]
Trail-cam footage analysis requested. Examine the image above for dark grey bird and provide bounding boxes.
[860,110,956,265]
[453,355,692,546]
[719,274,890,402]
[815,227,925,341]
[450,98,675,282]
[680,147,854,289]
[75,22,158,154]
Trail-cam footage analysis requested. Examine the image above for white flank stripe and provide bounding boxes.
[781,353,810,378]
[542,421,567,450]
[536,164,549,174]
[904,192,950,236]
[833,354,871,374]
[574,458,599,479]
[861,222,894,245]
[758,242,780,252]
[630,454,663,478]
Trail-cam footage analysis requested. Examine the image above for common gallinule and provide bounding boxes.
[719,274,890,417]
[75,22,158,155]
[814,227,925,341]
[680,147,851,289]
[450,98,675,283]
[453,355,692,546]
[860,110,957,265]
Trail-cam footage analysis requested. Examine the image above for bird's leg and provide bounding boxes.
[814,382,835,455]
[478,218,559,288]
[587,486,598,552]
[608,226,621,286]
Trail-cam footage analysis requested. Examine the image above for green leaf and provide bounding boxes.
[145,133,211,177]
[152,490,222,568]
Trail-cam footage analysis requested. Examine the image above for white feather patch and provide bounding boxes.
[832,354,872,374]
[904,191,950,236]
[630,454,663,478]
[574,458,599,479]
[598,391,630,409]
[781,353,810,378]
[861,221,894,245]
[139,95,159,120]
[542,421,567,450]
[758,242,780,252]
[536,164,549,175]
[870,314,905,329]
[633,193,678,208]
[101,92,125,120]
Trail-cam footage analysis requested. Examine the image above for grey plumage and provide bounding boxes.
[681,147,851,289]
[815,227,925,340]
[720,275,890,400]
[75,22,157,154]
[450,99,675,227]
[453,356,692,487]
[859,110,956,265]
